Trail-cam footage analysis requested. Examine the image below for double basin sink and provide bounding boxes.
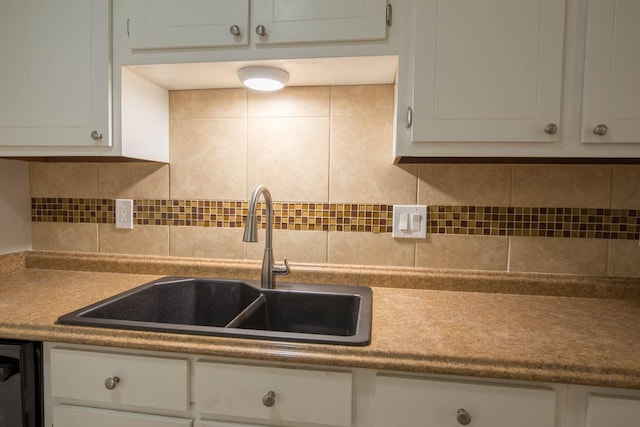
[57,277,372,346]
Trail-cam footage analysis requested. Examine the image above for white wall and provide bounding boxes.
[0,159,31,254]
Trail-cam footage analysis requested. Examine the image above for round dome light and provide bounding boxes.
[237,66,290,91]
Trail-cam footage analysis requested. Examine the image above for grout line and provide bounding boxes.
[506,236,512,272]
[507,164,514,272]
[326,86,334,264]
[606,165,615,275]
[243,88,249,261]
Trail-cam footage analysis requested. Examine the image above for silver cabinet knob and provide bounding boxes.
[262,390,275,407]
[229,24,241,36]
[90,130,103,141]
[544,123,558,135]
[255,25,266,36]
[457,408,472,425]
[104,376,120,390]
[593,124,608,136]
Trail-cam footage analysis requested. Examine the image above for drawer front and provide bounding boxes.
[54,405,192,427]
[587,394,640,427]
[50,348,189,412]
[195,361,352,426]
[374,375,556,427]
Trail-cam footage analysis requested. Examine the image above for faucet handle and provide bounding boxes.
[273,257,290,276]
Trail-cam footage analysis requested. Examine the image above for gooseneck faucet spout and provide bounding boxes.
[243,185,290,289]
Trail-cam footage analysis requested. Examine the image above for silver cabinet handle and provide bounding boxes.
[262,390,276,407]
[457,408,472,425]
[544,123,558,135]
[255,25,266,36]
[230,25,241,36]
[91,130,103,141]
[104,376,120,390]
[593,124,608,136]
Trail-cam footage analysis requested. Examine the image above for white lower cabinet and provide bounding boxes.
[53,405,192,427]
[374,375,557,427]
[47,346,191,427]
[45,343,640,427]
[194,361,352,427]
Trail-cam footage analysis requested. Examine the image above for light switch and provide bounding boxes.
[399,212,409,231]
[410,213,422,231]
[392,205,427,239]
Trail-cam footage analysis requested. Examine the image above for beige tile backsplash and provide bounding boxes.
[418,164,511,206]
[247,117,330,201]
[29,85,640,277]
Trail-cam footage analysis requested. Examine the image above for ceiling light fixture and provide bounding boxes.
[237,66,290,91]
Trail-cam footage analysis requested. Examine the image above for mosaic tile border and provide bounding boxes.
[31,198,640,239]
[31,198,393,233]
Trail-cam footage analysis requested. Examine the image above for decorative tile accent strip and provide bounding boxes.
[31,198,639,239]
[428,206,640,240]
[31,198,114,224]
[31,198,394,233]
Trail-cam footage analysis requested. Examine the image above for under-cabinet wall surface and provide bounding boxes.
[29,86,640,277]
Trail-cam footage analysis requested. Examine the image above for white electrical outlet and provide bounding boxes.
[392,205,427,239]
[115,199,134,229]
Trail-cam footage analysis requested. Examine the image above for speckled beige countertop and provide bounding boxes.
[1,251,640,390]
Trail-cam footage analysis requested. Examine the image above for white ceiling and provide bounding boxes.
[125,55,398,91]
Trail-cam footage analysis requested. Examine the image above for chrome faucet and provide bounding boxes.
[243,185,290,289]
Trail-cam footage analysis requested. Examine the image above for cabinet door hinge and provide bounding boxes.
[406,107,413,128]
[386,4,392,26]
[126,18,130,38]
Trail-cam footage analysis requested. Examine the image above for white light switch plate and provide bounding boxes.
[392,205,427,239]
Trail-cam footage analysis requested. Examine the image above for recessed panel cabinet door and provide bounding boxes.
[0,0,110,147]
[374,376,557,427]
[127,0,249,49]
[411,0,565,143]
[252,0,388,44]
[582,0,640,143]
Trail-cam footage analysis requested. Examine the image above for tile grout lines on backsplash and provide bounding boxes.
[31,198,640,240]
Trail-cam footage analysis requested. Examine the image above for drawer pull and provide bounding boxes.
[262,390,276,407]
[104,376,120,390]
[593,124,608,136]
[544,123,558,135]
[457,408,472,425]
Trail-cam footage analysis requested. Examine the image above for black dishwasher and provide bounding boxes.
[0,340,42,427]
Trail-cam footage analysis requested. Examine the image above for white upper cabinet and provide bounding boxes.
[252,0,388,44]
[410,0,565,143]
[582,0,640,144]
[127,0,250,49]
[117,0,391,64]
[0,0,110,148]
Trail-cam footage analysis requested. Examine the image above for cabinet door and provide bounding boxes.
[410,0,565,143]
[0,0,110,147]
[582,0,640,143]
[586,394,640,427]
[252,0,387,44]
[127,0,249,49]
[374,375,556,427]
[53,405,192,427]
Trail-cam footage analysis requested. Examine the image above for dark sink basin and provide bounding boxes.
[70,278,261,327]
[57,277,372,346]
[231,291,360,336]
